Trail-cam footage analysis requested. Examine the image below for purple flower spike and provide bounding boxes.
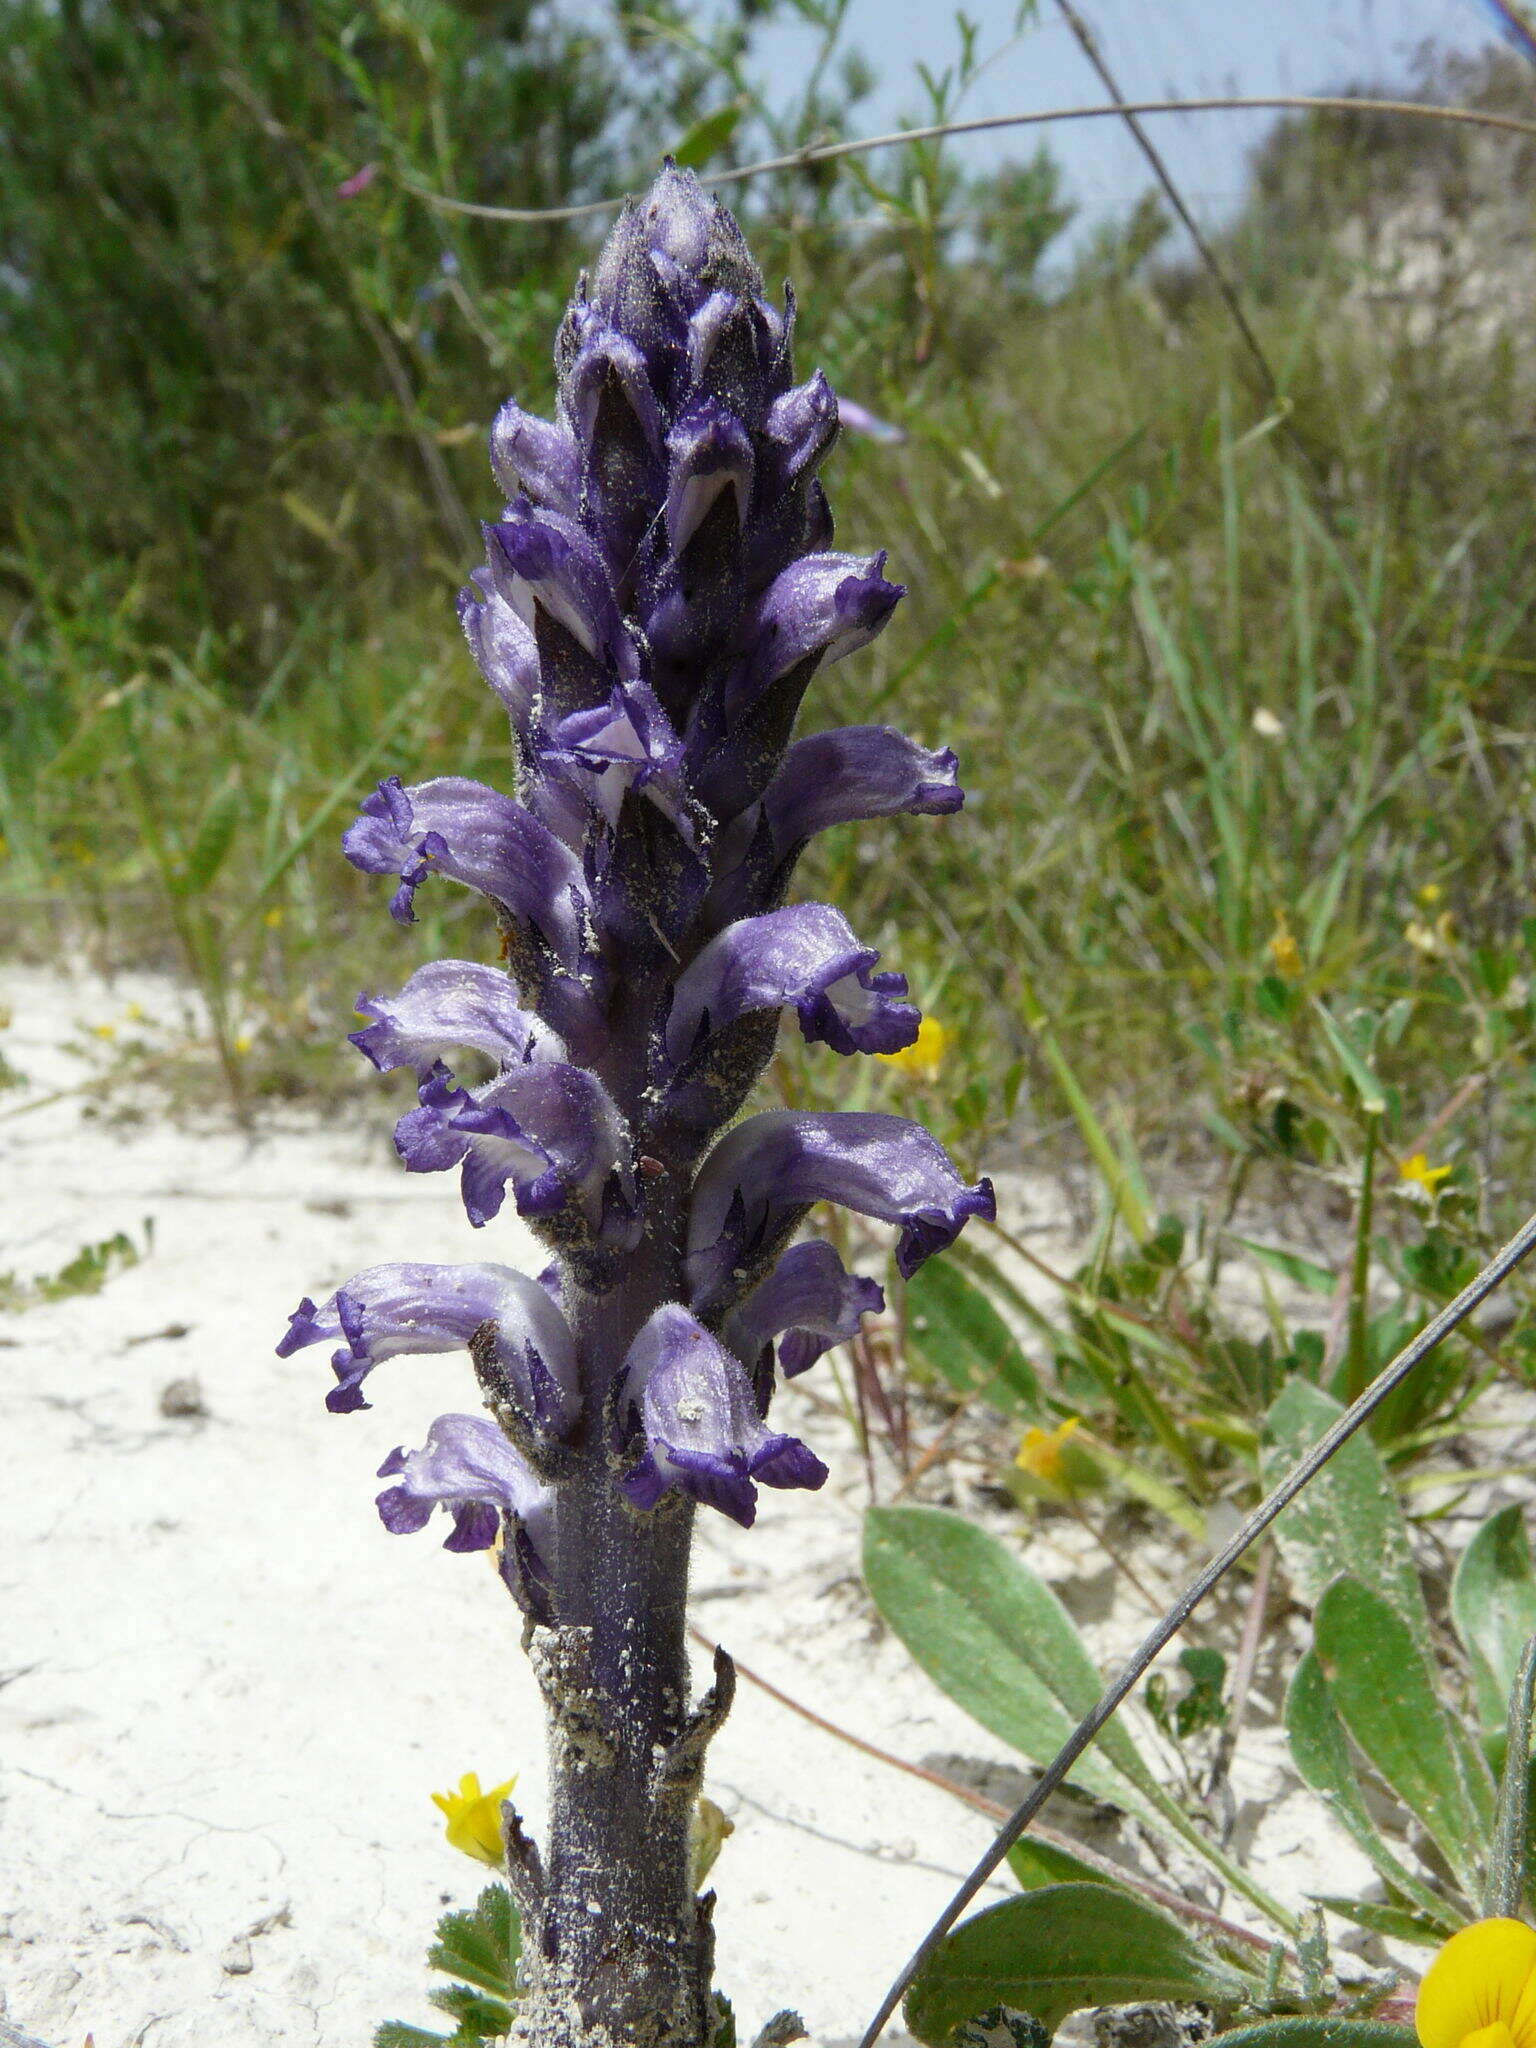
[349,959,559,1078]
[686,1109,996,1313]
[289,164,997,2019]
[617,1303,828,1527]
[726,1241,885,1379]
[276,1260,579,1425]
[665,903,919,1062]
[343,775,590,965]
[376,1413,555,1606]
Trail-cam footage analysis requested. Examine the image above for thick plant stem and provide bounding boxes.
[518,1466,714,2048]
[516,1174,725,2048]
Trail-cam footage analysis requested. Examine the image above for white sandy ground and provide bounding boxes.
[0,966,1379,2048]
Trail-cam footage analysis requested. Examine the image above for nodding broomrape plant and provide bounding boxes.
[279,164,992,2048]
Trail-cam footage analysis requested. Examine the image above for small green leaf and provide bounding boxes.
[863,1507,1159,1814]
[1483,1635,1536,1918]
[904,1884,1254,2043]
[1284,1650,1459,1931]
[1006,1836,1120,1892]
[1311,1896,1447,1946]
[670,99,744,169]
[1210,2023,1417,2048]
[428,1885,519,2000]
[904,1258,1042,1415]
[1262,1381,1432,1656]
[1314,1577,1494,1897]
[1314,1004,1386,1115]
[374,2025,451,2048]
[1234,1236,1336,1297]
[426,1983,515,2033]
[1452,1506,1536,1731]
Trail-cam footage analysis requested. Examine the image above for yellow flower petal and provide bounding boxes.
[1417,1919,1536,2048]
[431,1770,517,1867]
[1400,1152,1452,1194]
[1015,1417,1082,1485]
[878,1016,949,1081]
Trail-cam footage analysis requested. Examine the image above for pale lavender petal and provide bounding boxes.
[395,1062,633,1239]
[665,903,918,1061]
[484,505,628,667]
[764,726,963,854]
[726,1241,884,1378]
[457,574,541,728]
[342,775,589,966]
[276,1259,577,1422]
[376,1412,555,1572]
[616,1303,827,1527]
[727,551,904,712]
[687,1110,995,1311]
[489,400,582,514]
[349,959,560,1078]
[665,403,753,553]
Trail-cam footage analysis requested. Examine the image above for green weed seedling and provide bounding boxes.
[0,1218,152,1312]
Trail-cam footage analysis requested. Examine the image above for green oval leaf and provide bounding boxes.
[862,1506,1158,1812]
[904,1885,1254,2044]
[904,1258,1042,1415]
[1283,1650,1459,1932]
[1313,1576,1494,1897]
[1451,1505,1536,1731]
[1262,1381,1431,1656]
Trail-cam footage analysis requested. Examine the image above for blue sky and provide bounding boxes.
[749,0,1512,243]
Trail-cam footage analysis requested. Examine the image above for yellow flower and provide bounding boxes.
[879,1016,948,1081]
[1416,1918,1536,2048]
[91,1021,117,1041]
[1015,1417,1082,1486]
[1268,915,1302,979]
[233,1033,253,1056]
[263,906,284,930]
[431,1771,516,1867]
[1400,1152,1453,1195]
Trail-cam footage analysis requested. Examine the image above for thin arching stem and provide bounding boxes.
[400,96,1536,227]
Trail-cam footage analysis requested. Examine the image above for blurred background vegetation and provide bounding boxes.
[9,0,1536,1467]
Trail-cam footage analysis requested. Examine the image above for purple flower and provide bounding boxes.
[288,163,1000,2016]
[686,1109,996,1314]
[616,1303,827,1527]
[343,776,589,964]
[665,903,918,1063]
[725,1240,885,1379]
[457,574,542,730]
[394,1063,635,1246]
[276,1260,579,1426]
[349,959,559,1078]
[727,551,904,718]
[377,1414,556,1614]
[489,400,582,516]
